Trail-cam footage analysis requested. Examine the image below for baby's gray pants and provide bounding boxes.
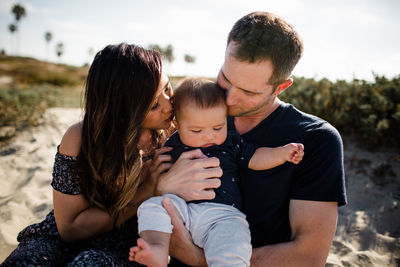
[137,194,251,267]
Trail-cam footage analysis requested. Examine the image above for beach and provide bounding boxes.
[0,107,399,266]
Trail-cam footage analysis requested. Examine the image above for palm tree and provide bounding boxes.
[148,43,175,74]
[184,54,196,64]
[163,44,174,65]
[184,54,196,75]
[11,3,26,55]
[55,42,64,63]
[44,31,53,60]
[148,44,163,54]
[11,4,26,21]
[8,24,17,33]
[8,24,17,54]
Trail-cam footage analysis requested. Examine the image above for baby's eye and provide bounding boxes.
[213,127,223,131]
[191,129,201,133]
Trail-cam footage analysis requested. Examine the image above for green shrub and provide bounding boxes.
[0,85,82,134]
[280,75,400,148]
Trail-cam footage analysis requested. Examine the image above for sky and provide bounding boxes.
[0,0,399,81]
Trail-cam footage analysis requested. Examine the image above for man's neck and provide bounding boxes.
[234,98,281,135]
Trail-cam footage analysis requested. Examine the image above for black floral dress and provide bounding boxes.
[1,148,141,267]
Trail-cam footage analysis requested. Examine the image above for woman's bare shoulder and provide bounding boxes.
[59,122,82,157]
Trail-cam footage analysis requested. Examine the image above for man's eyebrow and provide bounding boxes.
[220,69,231,85]
[220,69,262,94]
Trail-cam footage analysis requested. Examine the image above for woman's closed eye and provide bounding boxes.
[151,102,160,110]
[165,85,172,94]
[190,129,201,133]
[213,127,223,131]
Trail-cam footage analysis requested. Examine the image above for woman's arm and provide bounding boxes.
[249,143,304,170]
[54,123,155,242]
[53,123,109,242]
[53,190,113,242]
[53,182,155,242]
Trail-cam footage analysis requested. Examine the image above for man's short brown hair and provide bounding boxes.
[228,11,304,87]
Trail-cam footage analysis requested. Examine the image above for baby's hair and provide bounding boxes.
[173,78,226,118]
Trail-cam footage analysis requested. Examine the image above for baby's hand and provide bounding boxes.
[282,143,304,164]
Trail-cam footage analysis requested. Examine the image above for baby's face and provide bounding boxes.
[176,104,227,148]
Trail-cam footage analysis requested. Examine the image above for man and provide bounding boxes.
[164,11,347,266]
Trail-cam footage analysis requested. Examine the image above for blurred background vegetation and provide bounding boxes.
[0,54,399,149]
[0,55,86,141]
[280,75,400,148]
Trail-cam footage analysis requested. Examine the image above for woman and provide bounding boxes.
[2,43,175,266]
[2,43,222,266]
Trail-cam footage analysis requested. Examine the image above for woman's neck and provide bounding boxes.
[138,129,153,155]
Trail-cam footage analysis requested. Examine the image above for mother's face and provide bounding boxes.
[142,72,174,130]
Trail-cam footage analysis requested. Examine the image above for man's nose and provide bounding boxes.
[225,87,238,106]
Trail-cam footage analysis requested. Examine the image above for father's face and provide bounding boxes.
[217,42,277,117]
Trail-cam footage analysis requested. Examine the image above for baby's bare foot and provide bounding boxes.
[129,238,168,267]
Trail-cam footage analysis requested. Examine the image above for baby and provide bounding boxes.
[129,78,304,267]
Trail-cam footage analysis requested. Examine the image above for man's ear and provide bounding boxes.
[274,78,293,95]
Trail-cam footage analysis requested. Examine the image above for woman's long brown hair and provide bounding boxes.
[76,43,163,227]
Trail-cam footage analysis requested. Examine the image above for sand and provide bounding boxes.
[0,107,399,266]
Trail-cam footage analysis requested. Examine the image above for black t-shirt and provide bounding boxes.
[164,130,257,209]
[231,102,347,247]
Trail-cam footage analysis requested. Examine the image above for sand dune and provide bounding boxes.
[0,108,83,260]
[0,107,399,266]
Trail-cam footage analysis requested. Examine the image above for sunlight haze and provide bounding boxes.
[1,0,399,81]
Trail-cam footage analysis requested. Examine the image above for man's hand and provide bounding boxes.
[162,197,207,267]
[157,149,222,201]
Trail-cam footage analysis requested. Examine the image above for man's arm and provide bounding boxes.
[251,200,338,267]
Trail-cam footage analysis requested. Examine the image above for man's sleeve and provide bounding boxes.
[290,124,347,206]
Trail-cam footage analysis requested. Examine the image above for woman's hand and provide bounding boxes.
[124,146,174,217]
[141,146,173,194]
[163,197,207,267]
[156,149,222,201]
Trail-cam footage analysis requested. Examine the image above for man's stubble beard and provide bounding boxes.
[228,93,274,117]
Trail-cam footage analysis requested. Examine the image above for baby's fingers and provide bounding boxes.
[291,152,303,164]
